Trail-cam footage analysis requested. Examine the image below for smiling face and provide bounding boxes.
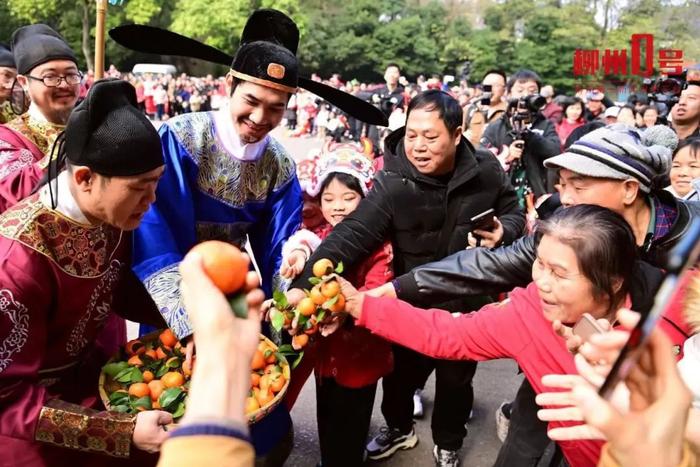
[670,145,700,197]
[532,234,611,324]
[404,107,461,176]
[320,177,362,227]
[73,165,165,231]
[226,78,289,144]
[17,59,80,124]
[565,102,583,122]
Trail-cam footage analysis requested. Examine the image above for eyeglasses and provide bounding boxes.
[26,73,82,88]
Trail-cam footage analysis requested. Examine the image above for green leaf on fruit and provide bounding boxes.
[229,293,248,319]
[308,277,321,285]
[102,361,129,377]
[316,310,326,321]
[172,401,186,418]
[277,344,294,353]
[159,387,185,410]
[322,295,339,309]
[156,364,169,378]
[291,351,304,369]
[132,396,152,410]
[273,290,289,309]
[271,309,285,332]
[109,391,130,406]
[335,262,344,274]
[112,404,130,413]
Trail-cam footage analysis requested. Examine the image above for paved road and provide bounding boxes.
[274,130,525,467]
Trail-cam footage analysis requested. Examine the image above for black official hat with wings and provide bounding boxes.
[109,9,388,126]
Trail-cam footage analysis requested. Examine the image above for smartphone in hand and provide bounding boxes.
[572,313,606,342]
[470,208,496,233]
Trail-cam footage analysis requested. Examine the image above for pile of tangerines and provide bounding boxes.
[270,258,346,350]
[102,240,291,420]
[102,328,190,418]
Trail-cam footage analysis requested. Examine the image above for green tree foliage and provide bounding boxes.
[2,0,697,92]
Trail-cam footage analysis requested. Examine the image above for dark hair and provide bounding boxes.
[385,63,401,72]
[506,69,542,93]
[463,104,485,128]
[640,104,660,125]
[564,120,605,149]
[674,136,700,161]
[536,204,637,312]
[482,69,507,84]
[406,90,463,134]
[561,97,584,118]
[319,172,365,198]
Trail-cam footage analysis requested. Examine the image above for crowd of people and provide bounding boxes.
[1,8,700,467]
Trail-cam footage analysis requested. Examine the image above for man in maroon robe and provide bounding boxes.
[0,24,80,213]
[0,79,170,466]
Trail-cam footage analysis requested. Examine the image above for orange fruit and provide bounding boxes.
[125,339,145,356]
[297,297,316,317]
[190,241,249,294]
[256,387,274,406]
[155,347,168,360]
[148,380,165,401]
[251,350,266,371]
[162,371,185,388]
[270,374,286,393]
[127,355,143,367]
[144,349,158,359]
[292,334,309,350]
[182,359,194,377]
[142,370,154,383]
[245,396,260,414]
[321,280,340,298]
[264,348,277,364]
[330,294,346,314]
[251,372,261,387]
[128,382,150,398]
[264,364,281,375]
[312,259,334,278]
[309,286,326,305]
[259,374,271,391]
[152,400,161,409]
[159,329,178,348]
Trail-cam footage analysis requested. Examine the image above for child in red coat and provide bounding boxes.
[280,143,393,466]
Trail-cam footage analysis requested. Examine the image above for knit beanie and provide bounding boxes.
[544,124,677,193]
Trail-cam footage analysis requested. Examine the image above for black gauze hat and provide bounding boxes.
[0,43,14,68]
[64,79,163,176]
[11,24,77,75]
[229,9,300,93]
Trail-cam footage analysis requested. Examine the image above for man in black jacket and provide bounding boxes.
[373,124,692,467]
[288,90,525,466]
[481,69,561,205]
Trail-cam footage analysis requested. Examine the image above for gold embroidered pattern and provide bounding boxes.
[36,399,135,458]
[168,112,296,208]
[0,289,29,374]
[4,113,64,156]
[0,195,123,278]
[144,263,190,339]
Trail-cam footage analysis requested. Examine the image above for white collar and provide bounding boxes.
[28,102,50,124]
[39,171,91,224]
[212,110,269,161]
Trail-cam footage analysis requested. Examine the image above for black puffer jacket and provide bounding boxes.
[290,127,526,312]
[394,190,700,308]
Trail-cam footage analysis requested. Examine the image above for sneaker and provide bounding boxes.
[433,446,460,467]
[413,390,424,418]
[495,401,511,443]
[366,426,418,460]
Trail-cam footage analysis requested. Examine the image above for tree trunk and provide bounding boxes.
[82,0,93,72]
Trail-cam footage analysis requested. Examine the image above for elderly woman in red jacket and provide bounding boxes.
[338,204,643,467]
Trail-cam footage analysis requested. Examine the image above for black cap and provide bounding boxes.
[229,10,300,93]
[11,24,77,75]
[0,43,14,68]
[64,79,163,176]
